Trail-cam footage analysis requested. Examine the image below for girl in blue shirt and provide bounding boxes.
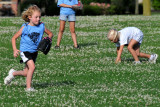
[55,0,80,48]
[4,5,53,91]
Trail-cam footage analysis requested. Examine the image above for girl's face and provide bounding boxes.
[29,11,41,26]
[111,37,118,43]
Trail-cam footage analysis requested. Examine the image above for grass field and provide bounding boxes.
[0,15,160,107]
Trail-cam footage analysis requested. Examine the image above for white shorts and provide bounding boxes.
[133,30,143,44]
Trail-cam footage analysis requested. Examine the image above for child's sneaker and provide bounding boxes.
[133,61,141,65]
[25,87,37,92]
[4,69,15,85]
[149,54,158,64]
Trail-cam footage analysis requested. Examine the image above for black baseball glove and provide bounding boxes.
[37,37,52,55]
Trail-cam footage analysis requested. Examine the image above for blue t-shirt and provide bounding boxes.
[57,0,78,15]
[20,22,45,53]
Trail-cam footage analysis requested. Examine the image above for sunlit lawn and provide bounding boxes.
[0,15,160,106]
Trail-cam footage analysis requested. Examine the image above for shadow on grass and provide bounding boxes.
[33,80,75,89]
[79,42,97,47]
[121,58,148,62]
[52,42,97,50]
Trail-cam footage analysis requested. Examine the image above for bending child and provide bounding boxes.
[55,0,81,49]
[107,27,158,64]
[4,5,53,91]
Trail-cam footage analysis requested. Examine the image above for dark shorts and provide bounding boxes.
[20,52,38,63]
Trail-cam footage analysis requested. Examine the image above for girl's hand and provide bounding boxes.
[13,49,20,57]
[72,5,82,10]
[43,37,52,42]
[115,58,121,64]
[72,1,83,10]
[72,4,78,7]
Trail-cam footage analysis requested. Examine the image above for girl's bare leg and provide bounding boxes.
[26,60,35,89]
[128,39,140,61]
[13,65,28,77]
[56,20,66,46]
[134,45,151,59]
[69,21,78,48]
[12,60,35,88]
[128,39,151,61]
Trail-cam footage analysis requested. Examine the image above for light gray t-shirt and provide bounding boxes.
[116,27,143,47]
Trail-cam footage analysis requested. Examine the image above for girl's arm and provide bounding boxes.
[59,4,72,8]
[12,27,24,57]
[115,45,124,63]
[44,27,53,39]
[59,4,78,8]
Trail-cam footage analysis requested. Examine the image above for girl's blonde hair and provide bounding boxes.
[107,29,118,40]
[22,5,41,22]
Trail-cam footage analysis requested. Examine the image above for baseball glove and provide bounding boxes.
[72,1,83,10]
[37,37,52,55]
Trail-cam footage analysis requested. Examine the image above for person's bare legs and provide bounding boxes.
[133,44,151,59]
[56,20,66,46]
[69,21,78,48]
[25,60,35,89]
[13,66,28,77]
[12,60,35,89]
[128,39,151,61]
[128,39,140,61]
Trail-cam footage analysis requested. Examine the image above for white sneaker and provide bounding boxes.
[149,54,158,64]
[4,69,15,85]
[25,87,37,92]
[133,61,141,65]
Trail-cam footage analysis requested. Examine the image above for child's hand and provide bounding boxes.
[72,5,80,10]
[43,37,52,42]
[72,4,78,7]
[72,3,83,10]
[115,59,121,64]
[13,49,20,57]
[115,60,121,64]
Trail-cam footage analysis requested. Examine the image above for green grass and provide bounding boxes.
[0,15,160,107]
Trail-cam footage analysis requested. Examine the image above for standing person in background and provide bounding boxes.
[55,0,81,49]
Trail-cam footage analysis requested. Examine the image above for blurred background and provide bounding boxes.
[0,0,159,16]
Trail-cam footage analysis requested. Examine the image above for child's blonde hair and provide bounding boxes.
[107,29,118,40]
[22,5,41,22]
